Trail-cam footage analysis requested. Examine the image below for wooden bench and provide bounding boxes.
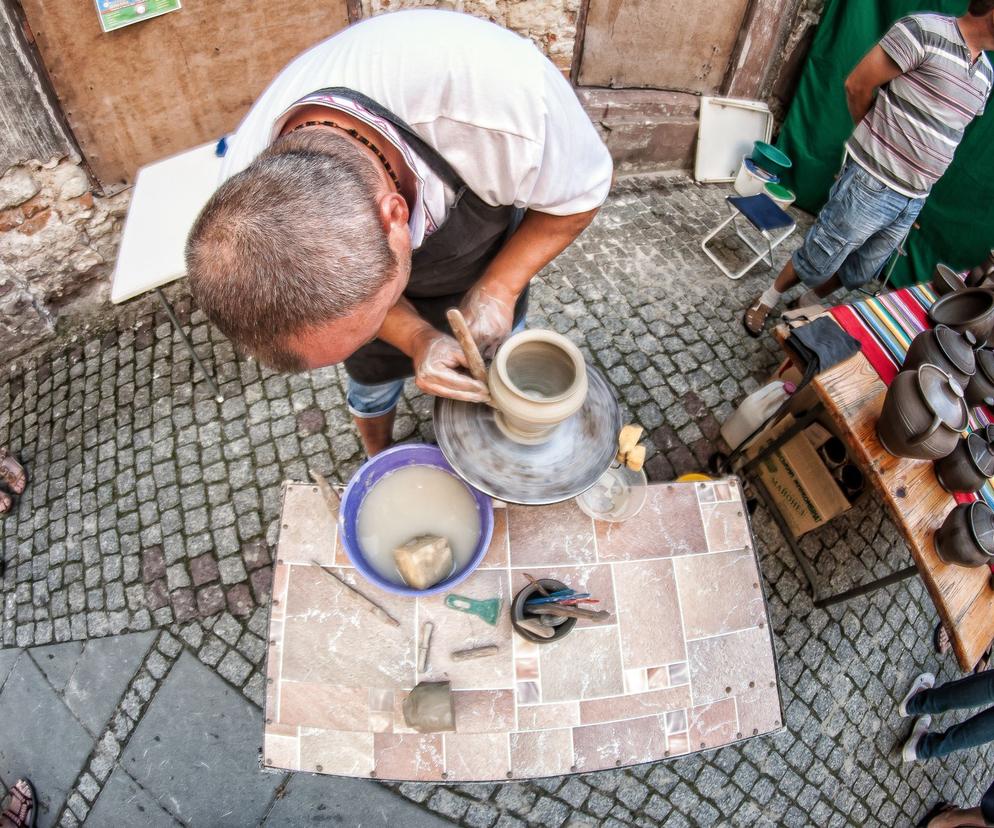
[773,319,994,672]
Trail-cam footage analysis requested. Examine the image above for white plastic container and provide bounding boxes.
[721,380,797,451]
[734,156,777,197]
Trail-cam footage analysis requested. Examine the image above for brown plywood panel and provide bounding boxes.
[577,0,752,93]
[20,0,349,187]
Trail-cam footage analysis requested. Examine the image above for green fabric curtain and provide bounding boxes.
[776,0,994,287]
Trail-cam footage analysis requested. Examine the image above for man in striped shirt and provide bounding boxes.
[744,1,994,337]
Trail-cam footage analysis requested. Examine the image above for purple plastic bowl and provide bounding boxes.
[339,443,494,597]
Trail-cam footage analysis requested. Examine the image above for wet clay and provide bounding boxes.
[357,466,481,586]
[403,681,456,732]
[393,535,453,590]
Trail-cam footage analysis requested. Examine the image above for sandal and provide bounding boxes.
[0,492,10,515]
[743,297,774,338]
[933,622,950,656]
[0,448,26,495]
[1,778,37,828]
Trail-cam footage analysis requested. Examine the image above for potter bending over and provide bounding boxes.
[185,10,612,456]
[743,2,994,337]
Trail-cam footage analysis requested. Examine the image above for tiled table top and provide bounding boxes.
[263,478,782,781]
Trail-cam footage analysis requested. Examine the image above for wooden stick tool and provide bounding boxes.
[310,558,401,628]
[446,307,490,386]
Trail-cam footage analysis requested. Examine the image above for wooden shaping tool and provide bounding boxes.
[310,558,401,628]
[446,308,490,385]
[527,604,612,623]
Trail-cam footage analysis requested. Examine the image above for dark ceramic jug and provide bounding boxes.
[934,432,994,494]
[935,501,994,567]
[877,364,968,460]
[903,325,977,388]
[966,347,994,408]
[928,289,994,345]
[933,263,966,296]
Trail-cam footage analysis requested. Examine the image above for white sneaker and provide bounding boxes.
[898,672,935,717]
[902,715,932,762]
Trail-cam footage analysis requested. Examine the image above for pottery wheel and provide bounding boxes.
[433,363,622,505]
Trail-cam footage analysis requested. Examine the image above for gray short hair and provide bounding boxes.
[186,128,395,370]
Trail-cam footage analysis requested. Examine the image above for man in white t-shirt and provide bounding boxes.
[187,9,613,455]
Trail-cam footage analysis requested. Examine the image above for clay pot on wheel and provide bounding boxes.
[876,364,968,460]
[489,330,588,445]
[903,325,977,388]
[935,501,994,567]
[928,288,994,345]
[934,432,994,494]
[966,348,994,408]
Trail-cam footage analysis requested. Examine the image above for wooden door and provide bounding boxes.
[577,0,754,93]
[19,0,350,188]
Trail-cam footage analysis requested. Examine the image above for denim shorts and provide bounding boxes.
[792,160,926,290]
[347,316,528,418]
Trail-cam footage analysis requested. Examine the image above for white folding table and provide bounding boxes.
[111,140,226,401]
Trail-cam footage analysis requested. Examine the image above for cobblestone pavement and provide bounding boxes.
[2,174,993,826]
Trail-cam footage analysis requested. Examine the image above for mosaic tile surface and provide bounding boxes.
[263,479,782,781]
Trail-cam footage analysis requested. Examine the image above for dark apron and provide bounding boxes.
[315,87,528,385]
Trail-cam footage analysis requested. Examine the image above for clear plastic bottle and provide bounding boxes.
[720,380,797,451]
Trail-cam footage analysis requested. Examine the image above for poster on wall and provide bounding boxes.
[93,0,181,33]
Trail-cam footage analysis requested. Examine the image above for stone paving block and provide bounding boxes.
[63,631,156,736]
[0,654,93,828]
[29,641,83,692]
[262,772,456,826]
[120,652,281,826]
[85,766,180,827]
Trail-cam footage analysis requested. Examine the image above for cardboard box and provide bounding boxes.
[744,413,851,538]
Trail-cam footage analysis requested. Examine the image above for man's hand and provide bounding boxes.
[411,329,492,403]
[460,281,517,359]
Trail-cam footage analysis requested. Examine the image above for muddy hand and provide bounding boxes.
[460,282,516,360]
[413,331,492,403]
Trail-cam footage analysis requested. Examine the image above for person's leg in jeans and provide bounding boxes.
[348,379,406,456]
[743,162,912,335]
[906,670,994,759]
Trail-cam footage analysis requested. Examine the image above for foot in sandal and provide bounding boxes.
[0,491,11,516]
[743,296,775,338]
[1,778,37,828]
[0,448,26,495]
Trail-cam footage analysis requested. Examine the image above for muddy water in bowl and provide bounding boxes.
[489,330,589,444]
[356,465,481,586]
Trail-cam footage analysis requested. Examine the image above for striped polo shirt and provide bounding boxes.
[847,13,993,198]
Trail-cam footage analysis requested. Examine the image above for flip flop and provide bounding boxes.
[0,449,26,495]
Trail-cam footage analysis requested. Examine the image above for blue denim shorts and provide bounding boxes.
[793,160,926,290]
[347,316,528,418]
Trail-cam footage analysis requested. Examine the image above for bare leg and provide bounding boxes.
[773,259,801,293]
[815,274,843,298]
[354,411,396,456]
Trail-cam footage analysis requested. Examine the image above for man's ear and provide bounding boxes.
[378,192,409,234]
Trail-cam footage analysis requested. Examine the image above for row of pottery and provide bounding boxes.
[876,322,994,568]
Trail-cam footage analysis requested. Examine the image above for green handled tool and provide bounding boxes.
[445,594,501,626]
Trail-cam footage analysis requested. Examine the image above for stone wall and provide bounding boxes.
[0,0,824,366]
[360,0,580,71]
[0,158,130,362]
